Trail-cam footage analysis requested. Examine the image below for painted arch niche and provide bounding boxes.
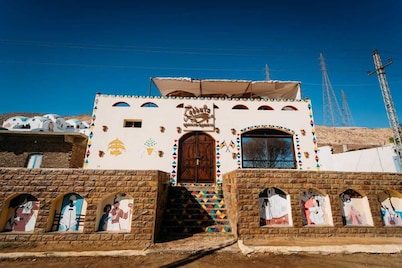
[48,193,87,232]
[3,194,39,232]
[97,193,134,232]
[340,189,373,226]
[300,188,333,226]
[378,189,402,226]
[259,187,292,226]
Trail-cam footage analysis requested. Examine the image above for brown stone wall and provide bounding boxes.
[69,143,87,168]
[0,168,170,251]
[0,135,78,168]
[223,169,402,241]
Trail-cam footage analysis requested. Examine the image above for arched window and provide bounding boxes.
[259,187,292,226]
[257,105,274,110]
[141,102,158,108]
[112,102,130,107]
[241,129,295,169]
[281,105,297,111]
[232,104,248,110]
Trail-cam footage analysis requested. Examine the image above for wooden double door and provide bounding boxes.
[178,132,215,183]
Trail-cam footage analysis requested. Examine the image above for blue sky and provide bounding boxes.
[1,0,402,128]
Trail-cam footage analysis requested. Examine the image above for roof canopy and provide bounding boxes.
[151,77,301,99]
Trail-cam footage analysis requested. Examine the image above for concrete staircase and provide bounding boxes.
[161,183,231,235]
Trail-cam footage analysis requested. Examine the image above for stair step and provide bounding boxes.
[163,216,229,223]
[167,201,224,207]
[166,208,227,214]
[161,184,231,235]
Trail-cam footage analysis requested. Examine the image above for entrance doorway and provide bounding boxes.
[178,132,215,183]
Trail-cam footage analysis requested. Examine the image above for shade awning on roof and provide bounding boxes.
[151,77,301,99]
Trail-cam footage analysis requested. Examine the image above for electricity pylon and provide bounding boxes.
[368,50,402,170]
[320,53,346,126]
[340,89,355,126]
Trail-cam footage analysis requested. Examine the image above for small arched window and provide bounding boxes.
[281,105,297,111]
[232,105,249,110]
[141,102,158,108]
[112,102,130,107]
[258,105,274,110]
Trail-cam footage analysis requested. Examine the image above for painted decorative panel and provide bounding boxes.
[58,193,85,231]
[378,190,402,226]
[340,189,372,226]
[300,188,333,226]
[259,187,292,226]
[4,194,39,232]
[97,193,133,232]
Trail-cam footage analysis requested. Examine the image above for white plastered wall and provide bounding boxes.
[84,94,320,180]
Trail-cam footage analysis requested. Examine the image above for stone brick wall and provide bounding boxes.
[0,133,86,168]
[0,168,170,251]
[223,169,402,241]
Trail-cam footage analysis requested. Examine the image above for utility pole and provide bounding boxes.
[340,89,355,126]
[320,53,346,126]
[368,50,402,170]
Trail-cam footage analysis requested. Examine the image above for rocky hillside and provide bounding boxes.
[314,126,392,153]
[0,112,393,154]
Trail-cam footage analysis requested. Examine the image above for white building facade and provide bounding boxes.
[319,145,400,173]
[84,78,321,185]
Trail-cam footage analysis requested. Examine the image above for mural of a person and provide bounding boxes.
[341,191,367,226]
[58,194,82,231]
[259,188,290,226]
[305,196,324,224]
[345,205,364,225]
[98,204,111,231]
[4,195,39,232]
[107,195,133,231]
[378,190,402,226]
[300,190,327,225]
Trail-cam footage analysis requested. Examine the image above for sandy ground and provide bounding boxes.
[2,252,402,268]
[1,234,402,267]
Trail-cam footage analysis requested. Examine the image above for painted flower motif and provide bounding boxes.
[144,138,157,147]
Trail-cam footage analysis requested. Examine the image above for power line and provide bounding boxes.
[0,60,262,72]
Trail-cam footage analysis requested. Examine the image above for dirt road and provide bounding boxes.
[1,252,402,268]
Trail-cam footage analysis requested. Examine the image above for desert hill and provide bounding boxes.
[0,112,393,154]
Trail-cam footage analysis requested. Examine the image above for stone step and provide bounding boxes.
[162,224,231,234]
[165,208,228,216]
[162,215,230,222]
[161,184,231,235]
[167,200,224,208]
